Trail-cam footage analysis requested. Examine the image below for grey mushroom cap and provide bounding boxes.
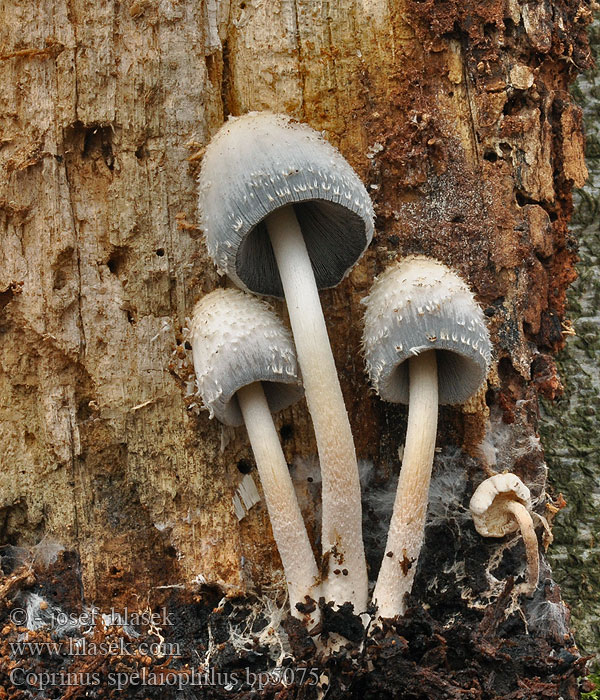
[198,112,375,298]
[190,288,303,426]
[362,256,492,405]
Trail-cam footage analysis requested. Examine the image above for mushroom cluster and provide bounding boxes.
[191,110,540,634]
[198,112,372,615]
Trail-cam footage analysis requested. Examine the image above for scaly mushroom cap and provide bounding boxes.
[362,256,492,405]
[190,288,303,426]
[469,473,532,537]
[198,112,375,297]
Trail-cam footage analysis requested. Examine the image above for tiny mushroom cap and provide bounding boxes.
[190,288,303,426]
[469,473,532,538]
[469,472,539,596]
[198,111,375,297]
[362,255,492,405]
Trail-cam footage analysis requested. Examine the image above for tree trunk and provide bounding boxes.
[543,13,600,670]
[0,0,593,697]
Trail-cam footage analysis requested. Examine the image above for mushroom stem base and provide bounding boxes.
[266,204,368,614]
[237,381,320,625]
[373,350,439,620]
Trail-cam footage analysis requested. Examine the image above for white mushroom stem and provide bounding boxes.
[505,499,539,596]
[266,204,368,613]
[237,382,320,625]
[372,350,439,619]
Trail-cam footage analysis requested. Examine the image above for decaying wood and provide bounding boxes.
[0,0,594,695]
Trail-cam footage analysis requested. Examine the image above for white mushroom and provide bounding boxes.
[470,472,539,596]
[362,256,492,619]
[190,288,319,625]
[198,112,374,613]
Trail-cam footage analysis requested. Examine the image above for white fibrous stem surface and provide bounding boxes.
[237,382,320,626]
[373,350,439,619]
[266,205,368,614]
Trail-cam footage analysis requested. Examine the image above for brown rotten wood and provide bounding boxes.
[0,0,592,696]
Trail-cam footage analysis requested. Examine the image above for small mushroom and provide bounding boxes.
[198,112,374,612]
[190,288,319,624]
[362,256,492,618]
[470,472,539,596]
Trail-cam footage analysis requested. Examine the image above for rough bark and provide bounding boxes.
[0,0,593,697]
[543,13,600,669]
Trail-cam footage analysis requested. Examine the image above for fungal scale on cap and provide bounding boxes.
[198,112,375,297]
[470,472,532,537]
[362,256,492,405]
[190,288,303,426]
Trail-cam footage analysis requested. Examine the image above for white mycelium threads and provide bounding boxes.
[362,256,492,619]
[190,288,319,624]
[470,473,539,596]
[198,113,374,613]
